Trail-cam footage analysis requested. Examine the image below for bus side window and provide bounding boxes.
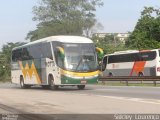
[102,56,108,71]
[12,50,15,62]
[29,44,41,59]
[13,49,22,61]
[39,43,53,60]
[22,48,30,60]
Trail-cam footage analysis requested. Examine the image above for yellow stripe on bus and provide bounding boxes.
[60,69,100,77]
[19,61,42,84]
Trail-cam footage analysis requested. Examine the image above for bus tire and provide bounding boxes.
[77,85,85,90]
[48,75,59,90]
[109,72,113,77]
[42,85,50,89]
[138,72,144,77]
[20,76,27,89]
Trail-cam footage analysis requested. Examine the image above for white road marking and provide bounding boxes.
[94,89,119,91]
[67,92,160,105]
[98,95,160,105]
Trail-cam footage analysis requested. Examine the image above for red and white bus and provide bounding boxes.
[101,49,160,77]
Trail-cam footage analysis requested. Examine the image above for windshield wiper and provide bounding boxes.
[75,55,92,72]
[75,55,83,71]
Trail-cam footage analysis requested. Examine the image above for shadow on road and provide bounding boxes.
[0,83,94,91]
[18,114,114,120]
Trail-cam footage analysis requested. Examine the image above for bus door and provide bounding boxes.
[101,56,108,76]
[41,58,56,85]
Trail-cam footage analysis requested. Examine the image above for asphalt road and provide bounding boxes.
[0,83,160,119]
[2,82,160,99]
[55,85,160,100]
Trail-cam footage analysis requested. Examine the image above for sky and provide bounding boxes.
[96,0,160,33]
[0,0,160,49]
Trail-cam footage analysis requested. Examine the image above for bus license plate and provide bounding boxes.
[81,80,87,84]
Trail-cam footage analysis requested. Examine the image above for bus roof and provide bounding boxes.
[13,36,93,50]
[104,49,159,57]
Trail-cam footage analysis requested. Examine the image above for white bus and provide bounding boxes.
[101,49,160,77]
[11,36,103,90]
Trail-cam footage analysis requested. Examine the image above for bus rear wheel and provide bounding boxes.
[42,85,50,89]
[20,76,30,89]
[77,85,85,90]
[109,72,113,77]
[138,72,144,77]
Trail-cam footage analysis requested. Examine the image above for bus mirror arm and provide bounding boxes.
[96,47,104,59]
[97,62,104,71]
[56,47,65,59]
[100,62,106,71]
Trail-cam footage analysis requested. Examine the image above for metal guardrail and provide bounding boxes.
[99,76,160,86]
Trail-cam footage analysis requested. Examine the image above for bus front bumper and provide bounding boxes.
[61,75,99,84]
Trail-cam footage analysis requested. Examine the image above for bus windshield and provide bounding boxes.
[63,43,98,72]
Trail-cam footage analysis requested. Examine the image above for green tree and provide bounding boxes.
[92,35,127,54]
[26,0,103,41]
[126,7,160,49]
[0,42,25,81]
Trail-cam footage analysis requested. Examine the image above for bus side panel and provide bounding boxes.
[17,60,42,85]
[11,62,22,84]
[143,59,156,76]
[104,62,134,76]
[11,60,43,85]
[12,58,59,85]
[104,60,156,76]
[32,59,42,85]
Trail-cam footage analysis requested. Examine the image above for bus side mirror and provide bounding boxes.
[96,47,104,59]
[56,47,65,59]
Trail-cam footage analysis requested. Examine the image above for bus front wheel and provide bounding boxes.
[49,75,59,90]
[77,85,85,90]
[109,72,113,77]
